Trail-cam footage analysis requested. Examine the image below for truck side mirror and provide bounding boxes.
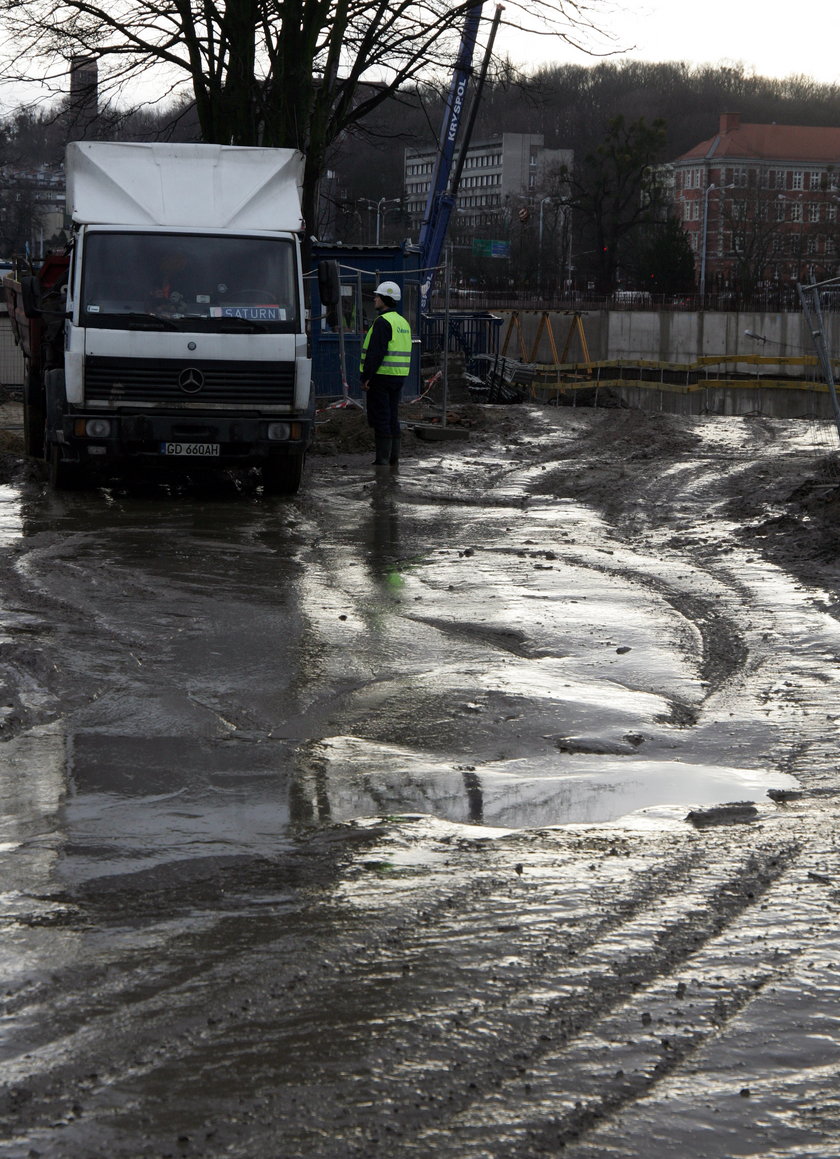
[317,260,340,328]
[21,275,43,319]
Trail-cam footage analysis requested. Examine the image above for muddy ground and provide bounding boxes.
[1,394,840,1158]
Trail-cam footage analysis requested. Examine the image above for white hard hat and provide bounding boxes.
[374,280,401,302]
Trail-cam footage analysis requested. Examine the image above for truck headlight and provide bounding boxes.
[267,422,291,441]
[75,418,112,438]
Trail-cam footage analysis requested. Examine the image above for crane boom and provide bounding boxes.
[418,2,484,310]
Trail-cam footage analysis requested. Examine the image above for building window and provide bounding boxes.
[792,171,803,190]
[809,202,820,223]
[809,171,822,190]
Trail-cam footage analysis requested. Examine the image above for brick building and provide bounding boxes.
[673,113,840,297]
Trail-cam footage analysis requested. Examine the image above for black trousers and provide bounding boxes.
[365,375,404,438]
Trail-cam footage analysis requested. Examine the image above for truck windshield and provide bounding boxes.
[79,231,300,331]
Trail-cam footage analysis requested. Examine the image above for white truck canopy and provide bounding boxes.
[66,142,305,232]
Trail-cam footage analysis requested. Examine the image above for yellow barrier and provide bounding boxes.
[529,377,832,397]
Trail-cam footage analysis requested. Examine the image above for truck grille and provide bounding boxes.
[85,356,295,406]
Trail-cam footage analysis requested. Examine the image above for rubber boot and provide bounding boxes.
[389,435,401,470]
[373,436,392,467]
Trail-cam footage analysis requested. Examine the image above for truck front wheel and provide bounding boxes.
[48,444,89,491]
[262,453,305,496]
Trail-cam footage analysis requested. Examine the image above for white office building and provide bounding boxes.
[404,132,572,235]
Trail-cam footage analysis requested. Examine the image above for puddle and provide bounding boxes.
[0,485,22,546]
[54,732,300,888]
[300,735,799,828]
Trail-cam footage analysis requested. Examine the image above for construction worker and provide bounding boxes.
[360,280,412,468]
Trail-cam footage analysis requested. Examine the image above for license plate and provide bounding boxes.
[160,442,220,457]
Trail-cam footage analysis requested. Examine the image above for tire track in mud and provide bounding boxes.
[3,412,840,1157]
[295,827,801,1158]
[0,824,803,1157]
[281,419,840,1156]
[623,478,840,798]
[413,841,840,1159]
[311,415,840,1159]
[548,416,840,773]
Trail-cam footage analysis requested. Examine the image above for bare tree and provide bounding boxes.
[0,172,47,253]
[0,0,617,249]
[721,182,789,301]
[553,114,668,293]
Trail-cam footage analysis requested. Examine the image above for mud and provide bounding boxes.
[1,398,840,1157]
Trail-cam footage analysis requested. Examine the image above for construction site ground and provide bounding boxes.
[1,394,840,1157]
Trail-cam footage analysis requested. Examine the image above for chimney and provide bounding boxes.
[67,56,98,141]
[720,112,741,134]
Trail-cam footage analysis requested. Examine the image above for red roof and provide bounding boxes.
[678,113,840,164]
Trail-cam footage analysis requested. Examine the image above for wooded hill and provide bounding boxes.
[335,59,840,230]
[3,58,840,255]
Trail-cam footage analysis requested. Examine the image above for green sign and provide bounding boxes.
[472,239,510,259]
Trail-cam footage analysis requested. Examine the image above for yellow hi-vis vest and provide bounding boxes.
[360,310,412,376]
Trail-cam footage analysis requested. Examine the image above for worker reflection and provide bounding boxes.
[147,249,190,313]
[366,483,402,593]
[360,280,411,469]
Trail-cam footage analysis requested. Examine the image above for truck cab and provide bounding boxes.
[7,141,315,493]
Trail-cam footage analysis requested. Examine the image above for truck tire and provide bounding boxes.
[262,453,305,496]
[48,444,88,491]
[23,365,46,459]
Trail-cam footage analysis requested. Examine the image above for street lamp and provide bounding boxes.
[699,182,735,300]
[537,196,552,292]
[358,196,401,245]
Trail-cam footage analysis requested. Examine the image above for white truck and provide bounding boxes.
[4,141,319,492]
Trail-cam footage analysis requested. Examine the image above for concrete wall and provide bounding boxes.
[498,308,838,378]
[592,382,836,420]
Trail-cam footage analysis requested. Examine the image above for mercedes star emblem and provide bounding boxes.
[178,367,204,394]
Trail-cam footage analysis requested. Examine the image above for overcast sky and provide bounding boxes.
[2,0,838,116]
[510,0,840,85]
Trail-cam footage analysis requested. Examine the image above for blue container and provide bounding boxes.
[310,244,423,401]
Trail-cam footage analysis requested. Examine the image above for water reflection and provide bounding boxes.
[0,451,818,906]
[57,733,297,889]
[365,477,404,592]
[296,735,798,829]
[0,484,23,545]
[5,484,321,898]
